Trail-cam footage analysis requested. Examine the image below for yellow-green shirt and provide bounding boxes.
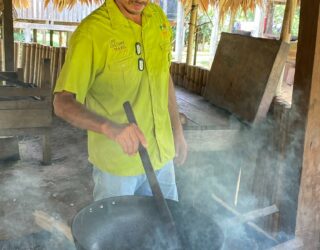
[54,0,175,176]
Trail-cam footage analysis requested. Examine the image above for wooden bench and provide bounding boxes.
[0,59,52,165]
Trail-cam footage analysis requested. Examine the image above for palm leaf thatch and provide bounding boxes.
[181,0,215,12]
[182,0,263,18]
[44,0,103,12]
[12,0,29,8]
[0,0,29,11]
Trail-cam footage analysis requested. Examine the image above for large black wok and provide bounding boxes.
[72,102,224,249]
[72,196,224,250]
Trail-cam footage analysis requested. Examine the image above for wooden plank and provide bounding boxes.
[184,129,241,151]
[230,205,279,224]
[294,1,320,249]
[14,22,77,32]
[0,127,50,136]
[176,87,239,130]
[255,42,290,123]
[33,210,73,243]
[0,87,51,97]
[0,99,50,110]
[211,193,278,243]
[204,33,290,124]
[0,110,52,129]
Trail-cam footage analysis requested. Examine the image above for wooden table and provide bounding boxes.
[176,86,243,152]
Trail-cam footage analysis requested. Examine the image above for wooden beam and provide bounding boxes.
[294,1,320,249]
[186,0,198,65]
[229,205,279,225]
[2,0,14,71]
[211,193,278,243]
[280,0,298,42]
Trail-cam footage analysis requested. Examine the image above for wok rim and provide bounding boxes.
[71,195,223,250]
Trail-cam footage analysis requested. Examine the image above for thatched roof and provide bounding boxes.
[44,0,103,12]
[0,0,29,11]
[0,0,102,11]
[182,0,263,17]
[12,0,29,8]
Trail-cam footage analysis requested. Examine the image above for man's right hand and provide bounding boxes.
[102,123,148,156]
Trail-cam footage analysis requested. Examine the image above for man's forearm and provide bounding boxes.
[168,77,183,134]
[53,92,117,139]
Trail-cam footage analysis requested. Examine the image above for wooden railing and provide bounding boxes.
[0,40,67,88]
[170,62,210,96]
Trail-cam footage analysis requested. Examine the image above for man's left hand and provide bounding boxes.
[173,130,188,166]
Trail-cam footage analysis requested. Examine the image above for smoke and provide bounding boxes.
[175,110,303,249]
[0,100,305,250]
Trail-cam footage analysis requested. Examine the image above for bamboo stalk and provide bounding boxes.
[24,43,31,83]
[186,0,198,65]
[20,43,27,82]
[33,44,40,85]
[28,43,35,83]
[52,47,59,88]
[280,0,298,42]
[58,47,67,75]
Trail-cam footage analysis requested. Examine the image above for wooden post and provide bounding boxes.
[193,27,199,66]
[2,0,14,71]
[28,44,35,83]
[280,0,298,42]
[33,29,38,43]
[24,44,31,83]
[66,31,73,46]
[59,31,63,47]
[50,30,54,46]
[186,0,198,65]
[294,1,320,249]
[42,30,47,45]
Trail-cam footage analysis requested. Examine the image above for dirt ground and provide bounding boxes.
[0,117,93,249]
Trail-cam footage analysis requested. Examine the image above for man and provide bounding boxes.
[53,0,187,202]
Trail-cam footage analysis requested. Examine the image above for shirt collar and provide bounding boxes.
[105,0,154,28]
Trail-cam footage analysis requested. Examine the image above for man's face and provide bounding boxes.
[114,0,149,16]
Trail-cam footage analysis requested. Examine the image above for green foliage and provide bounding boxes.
[13,31,24,42]
[273,4,300,37]
[237,9,255,22]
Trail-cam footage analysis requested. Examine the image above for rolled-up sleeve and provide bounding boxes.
[54,30,95,104]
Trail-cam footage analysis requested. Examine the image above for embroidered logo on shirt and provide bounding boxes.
[109,39,129,58]
[110,39,127,52]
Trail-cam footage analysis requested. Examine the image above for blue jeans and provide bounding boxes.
[92,160,178,201]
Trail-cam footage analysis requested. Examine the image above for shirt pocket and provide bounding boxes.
[105,55,141,97]
[108,56,132,72]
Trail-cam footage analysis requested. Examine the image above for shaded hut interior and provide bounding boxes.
[0,0,319,249]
